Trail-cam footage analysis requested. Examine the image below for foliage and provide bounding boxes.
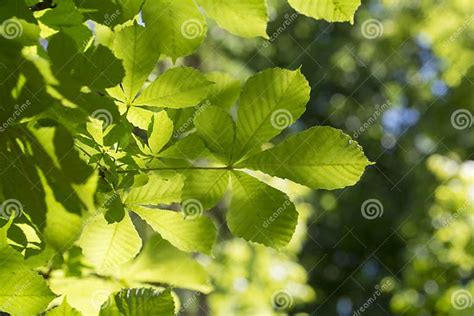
[206,178,317,315]
[0,0,369,315]
[195,0,473,314]
[391,156,474,315]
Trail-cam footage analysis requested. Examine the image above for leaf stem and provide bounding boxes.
[116,166,234,173]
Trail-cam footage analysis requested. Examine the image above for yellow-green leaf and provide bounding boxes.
[288,0,361,24]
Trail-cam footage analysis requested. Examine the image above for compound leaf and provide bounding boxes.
[148,111,174,154]
[238,126,372,189]
[205,72,241,110]
[131,206,216,254]
[124,172,183,206]
[142,0,206,59]
[227,171,298,248]
[194,106,235,161]
[133,67,212,108]
[78,213,141,274]
[233,68,310,161]
[182,169,230,210]
[114,24,160,102]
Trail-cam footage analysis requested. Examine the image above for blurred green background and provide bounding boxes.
[177,0,474,314]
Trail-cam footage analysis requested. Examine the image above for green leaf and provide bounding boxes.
[0,0,36,23]
[48,275,122,315]
[0,270,55,315]
[205,72,241,109]
[133,67,213,108]
[78,213,142,274]
[238,126,372,189]
[0,217,14,248]
[124,172,183,206]
[157,134,207,160]
[104,195,126,224]
[233,68,311,161]
[288,0,362,24]
[100,288,175,316]
[0,18,40,46]
[182,169,229,210]
[113,24,160,102]
[0,150,47,228]
[142,0,207,59]
[48,32,124,92]
[87,119,104,146]
[80,44,126,91]
[30,125,93,185]
[0,247,55,315]
[148,111,174,154]
[227,171,298,248]
[119,235,213,293]
[126,106,154,130]
[74,0,142,27]
[104,121,134,147]
[39,0,83,28]
[29,125,94,220]
[198,0,268,38]
[131,206,216,254]
[46,298,82,316]
[194,106,235,161]
[42,172,85,251]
